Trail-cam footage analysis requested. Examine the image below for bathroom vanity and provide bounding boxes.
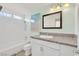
[31,32,77,56]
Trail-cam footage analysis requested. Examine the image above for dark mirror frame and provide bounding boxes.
[42,11,62,29]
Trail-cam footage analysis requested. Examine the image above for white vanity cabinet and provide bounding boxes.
[31,40,60,56]
[60,45,76,56]
[31,38,60,56]
[31,38,77,56]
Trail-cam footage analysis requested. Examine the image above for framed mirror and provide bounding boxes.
[42,11,62,29]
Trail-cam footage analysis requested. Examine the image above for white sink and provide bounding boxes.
[39,35,54,39]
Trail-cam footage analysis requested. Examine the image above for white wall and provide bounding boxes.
[0,16,25,51]
[41,8,75,34]
[31,4,75,34]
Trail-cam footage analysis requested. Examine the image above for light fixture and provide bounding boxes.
[50,3,61,12]
[50,8,54,12]
[56,5,61,10]
[31,19,35,23]
[0,12,12,17]
[50,3,70,12]
[64,3,70,8]
[13,15,22,20]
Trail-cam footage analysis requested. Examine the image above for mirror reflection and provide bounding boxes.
[42,11,62,29]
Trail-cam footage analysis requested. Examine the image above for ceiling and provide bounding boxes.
[0,3,51,15]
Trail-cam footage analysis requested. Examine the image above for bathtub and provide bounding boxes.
[0,41,26,56]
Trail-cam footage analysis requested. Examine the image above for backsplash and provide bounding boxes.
[40,32,77,38]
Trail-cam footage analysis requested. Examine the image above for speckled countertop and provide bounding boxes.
[31,35,77,48]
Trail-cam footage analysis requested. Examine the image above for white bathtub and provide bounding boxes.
[0,41,26,56]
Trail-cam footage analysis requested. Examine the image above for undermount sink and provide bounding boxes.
[39,35,54,39]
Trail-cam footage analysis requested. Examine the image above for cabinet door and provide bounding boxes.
[31,41,43,56]
[60,45,75,56]
[43,46,60,56]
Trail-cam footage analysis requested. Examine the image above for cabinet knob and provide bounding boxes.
[40,47,43,51]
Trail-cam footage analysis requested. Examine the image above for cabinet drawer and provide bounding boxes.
[32,39,60,50]
[43,45,60,56]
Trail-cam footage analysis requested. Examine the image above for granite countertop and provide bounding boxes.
[31,35,77,48]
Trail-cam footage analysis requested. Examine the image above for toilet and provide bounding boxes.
[23,44,31,56]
